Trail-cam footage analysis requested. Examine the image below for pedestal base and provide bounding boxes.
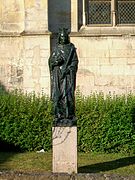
[52,126,77,174]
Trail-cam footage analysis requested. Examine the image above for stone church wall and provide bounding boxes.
[1,0,135,96]
[71,35,135,95]
[0,0,51,95]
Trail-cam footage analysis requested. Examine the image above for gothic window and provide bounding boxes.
[85,0,135,26]
[117,0,135,24]
[88,0,111,25]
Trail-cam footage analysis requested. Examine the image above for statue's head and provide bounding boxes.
[58,28,70,45]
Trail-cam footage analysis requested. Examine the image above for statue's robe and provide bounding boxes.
[49,43,78,120]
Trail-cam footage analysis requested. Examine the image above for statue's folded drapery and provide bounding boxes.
[48,29,78,125]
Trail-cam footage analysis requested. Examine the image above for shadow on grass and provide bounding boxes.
[0,139,22,167]
[78,156,135,173]
[0,139,21,152]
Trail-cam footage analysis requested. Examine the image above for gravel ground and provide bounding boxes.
[0,171,135,180]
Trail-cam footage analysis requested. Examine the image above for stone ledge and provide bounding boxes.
[21,31,52,36]
[0,171,135,180]
[70,26,135,37]
[0,31,52,37]
[0,32,21,37]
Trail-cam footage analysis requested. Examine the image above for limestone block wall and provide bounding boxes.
[1,0,135,96]
[0,37,24,90]
[70,35,135,95]
[0,0,51,95]
[23,35,50,94]
[24,0,48,33]
[0,34,51,95]
[0,0,24,33]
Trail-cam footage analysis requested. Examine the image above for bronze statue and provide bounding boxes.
[48,28,78,126]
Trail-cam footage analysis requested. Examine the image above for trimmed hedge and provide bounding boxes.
[0,90,52,151]
[76,91,135,153]
[0,89,135,153]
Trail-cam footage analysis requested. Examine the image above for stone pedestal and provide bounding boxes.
[52,126,77,174]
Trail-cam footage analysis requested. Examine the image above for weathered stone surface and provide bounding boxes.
[0,0,24,33]
[52,127,77,174]
[0,171,135,180]
[25,0,48,32]
[0,34,50,94]
[0,1,135,95]
[71,36,135,95]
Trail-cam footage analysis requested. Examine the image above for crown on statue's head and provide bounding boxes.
[58,28,70,44]
[58,28,69,36]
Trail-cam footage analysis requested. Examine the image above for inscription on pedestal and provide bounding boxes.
[52,127,77,174]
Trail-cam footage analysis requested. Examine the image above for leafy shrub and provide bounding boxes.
[76,91,135,153]
[0,90,52,151]
[1,89,135,153]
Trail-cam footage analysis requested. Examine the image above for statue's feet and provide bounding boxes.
[53,116,77,127]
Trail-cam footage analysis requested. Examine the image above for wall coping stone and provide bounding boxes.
[70,26,135,37]
[0,31,52,37]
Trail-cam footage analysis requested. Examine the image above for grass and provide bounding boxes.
[0,152,135,176]
[78,152,135,176]
[0,152,52,173]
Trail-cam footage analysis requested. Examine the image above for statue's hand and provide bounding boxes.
[53,60,59,66]
[53,57,64,66]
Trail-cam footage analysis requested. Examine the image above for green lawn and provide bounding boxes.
[0,152,135,175]
[78,153,135,175]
